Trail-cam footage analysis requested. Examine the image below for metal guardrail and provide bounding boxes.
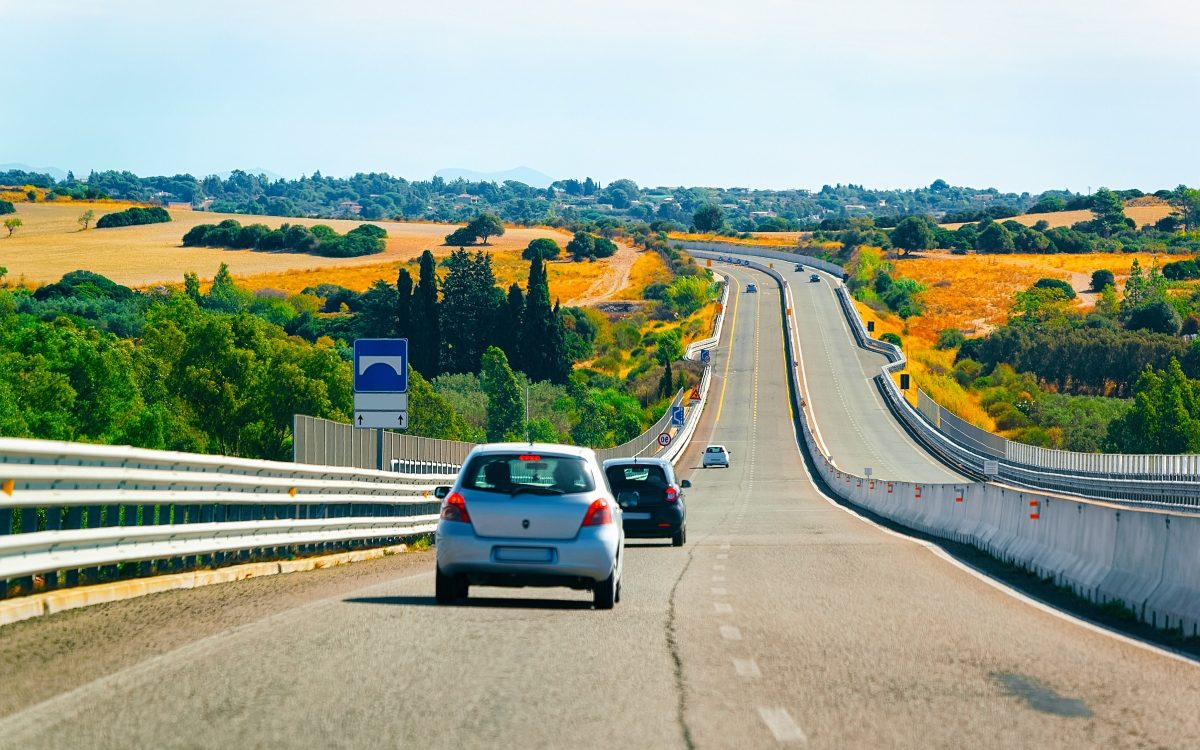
[0,274,732,600]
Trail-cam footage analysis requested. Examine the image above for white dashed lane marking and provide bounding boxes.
[720,625,743,641]
[758,707,808,744]
[733,658,761,678]
[714,602,733,614]
[711,587,728,595]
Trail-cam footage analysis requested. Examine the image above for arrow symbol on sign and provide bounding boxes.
[357,415,364,426]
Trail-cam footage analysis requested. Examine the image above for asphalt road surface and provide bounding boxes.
[0,264,1197,749]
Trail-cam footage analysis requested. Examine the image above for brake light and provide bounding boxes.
[440,492,471,523]
[581,498,613,527]
[518,454,541,461]
[665,486,679,503]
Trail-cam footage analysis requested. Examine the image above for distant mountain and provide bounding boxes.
[0,163,69,181]
[435,166,554,188]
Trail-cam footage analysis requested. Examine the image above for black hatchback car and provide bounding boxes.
[602,458,690,546]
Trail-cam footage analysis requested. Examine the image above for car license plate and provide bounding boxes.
[494,546,554,563]
[624,512,651,520]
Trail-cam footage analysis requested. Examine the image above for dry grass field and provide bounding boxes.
[667,231,799,248]
[857,248,1184,430]
[0,201,574,287]
[234,245,648,308]
[941,202,1175,231]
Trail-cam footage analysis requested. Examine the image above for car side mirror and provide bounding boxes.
[433,486,450,499]
[680,479,692,489]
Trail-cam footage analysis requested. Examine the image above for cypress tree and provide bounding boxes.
[658,359,674,398]
[395,268,413,340]
[409,250,441,376]
[481,346,525,441]
[521,256,554,381]
[495,283,525,372]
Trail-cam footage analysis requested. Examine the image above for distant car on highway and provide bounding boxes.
[809,274,821,283]
[746,283,757,293]
[434,443,624,609]
[794,263,804,271]
[603,458,690,546]
[702,444,731,468]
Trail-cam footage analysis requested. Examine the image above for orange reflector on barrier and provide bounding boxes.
[288,487,297,497]
[887,482,893,494]
[915,485,922,499]
[1030,513,1040,520]
[955,494,963,503]
[869,479,875,490]
[1029,500,1039,507]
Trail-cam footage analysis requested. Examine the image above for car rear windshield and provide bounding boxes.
[461,453,596,495]
[705,446,725,453]
[605,464,669,491]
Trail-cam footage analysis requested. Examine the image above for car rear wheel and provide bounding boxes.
[435,566,455,604]
[594,572,616,610]
[672,525,687,547]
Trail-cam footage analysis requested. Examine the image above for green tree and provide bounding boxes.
[409,250,441,376]
[440,248,502,374]
[520,256,570,383]
[693,204,725,233]
[78,209,95,230]
[444,226,477,246]
[566,231,596,261]
[976,221,1014,253]
[523,237,561,260]
[1107,359,1200,453]
[1091,269,1115,291]
[395,268,413,340]
[890,216,936,256]
[1090,188,1127,237]
[357,279,399,338]
[494,283,524,370]
[467,213,505,245]
[481,346,525,441]
[1174,185,1200,231]
[4,217,22,236]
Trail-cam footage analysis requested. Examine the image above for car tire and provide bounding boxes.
[594,572,617,610]
[435,566,456,604]
[672,525,686,547]
[456,574,470,601]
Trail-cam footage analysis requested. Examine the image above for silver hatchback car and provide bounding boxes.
[435,443,624,609]
[702,444,731,468]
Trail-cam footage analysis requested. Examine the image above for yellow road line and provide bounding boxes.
[715,274,741,424]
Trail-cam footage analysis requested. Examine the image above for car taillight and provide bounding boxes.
[440,492,471,523]
[665,486,679,503]
[581,498,613,527]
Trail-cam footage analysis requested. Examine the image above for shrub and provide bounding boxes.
[1090,269,1115,291]
[95,206,170,229]
[935,328,966,350]
[1032,277,1076,299]
[880,332,902,348]
[0,200,14,215]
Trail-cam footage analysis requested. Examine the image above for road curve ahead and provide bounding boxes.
[0,265,1197,749]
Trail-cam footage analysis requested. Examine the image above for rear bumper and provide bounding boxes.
[621,504,684,538]
[435,521,619,585]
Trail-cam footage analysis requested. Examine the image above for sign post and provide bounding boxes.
[353,338,409,470]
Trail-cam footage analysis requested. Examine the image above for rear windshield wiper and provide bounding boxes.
[508,484,565,496]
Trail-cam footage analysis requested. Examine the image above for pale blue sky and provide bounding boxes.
[2,0,1197,192]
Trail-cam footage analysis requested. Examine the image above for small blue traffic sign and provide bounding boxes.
[700,349,711,364]
[353,339,408,393]
[670,405,685,427]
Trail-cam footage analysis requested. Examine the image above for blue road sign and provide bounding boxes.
[670,405,685,427]
[353,339,408,393]
[700,349,711,364]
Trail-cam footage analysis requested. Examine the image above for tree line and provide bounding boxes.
[95,206,171,229]
[182,219,386,258]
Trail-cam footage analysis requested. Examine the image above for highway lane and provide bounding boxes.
[777,258,966,484]
[1,265,1198,749]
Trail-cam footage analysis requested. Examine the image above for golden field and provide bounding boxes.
[0,201,575,287]
[668,231,798,248]
[941,203,1175,231]
[858,248,1184,430]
